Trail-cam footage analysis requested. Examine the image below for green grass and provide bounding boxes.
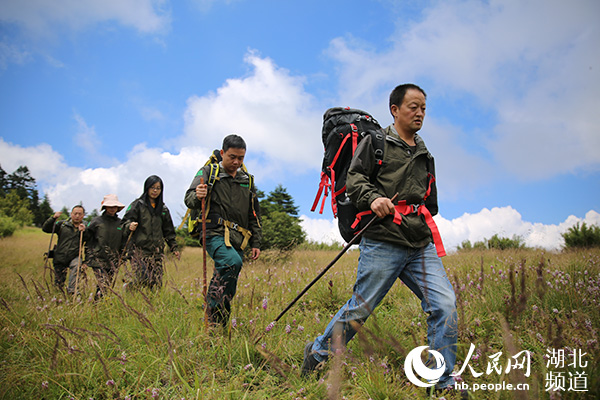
[1,227,599,399]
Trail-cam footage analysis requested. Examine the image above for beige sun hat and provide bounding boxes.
[101,194,125,211]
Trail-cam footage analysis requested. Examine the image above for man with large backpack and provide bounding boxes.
[302,84,460,395]
[184,134,262,328]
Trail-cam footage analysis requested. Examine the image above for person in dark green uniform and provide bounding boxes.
[122,176,180,289]
[42,205,86,294]
[84,194,126,298]
[184,134,262,327]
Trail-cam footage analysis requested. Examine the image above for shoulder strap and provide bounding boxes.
[366,129,385,178]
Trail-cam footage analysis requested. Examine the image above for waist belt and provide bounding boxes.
[210,216,252,250]
[351,201,446,257]
[350,174,446,257]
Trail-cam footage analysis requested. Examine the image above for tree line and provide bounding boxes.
[0,165,53,236]
[457,227,600,251]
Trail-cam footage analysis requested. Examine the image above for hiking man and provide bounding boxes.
[184,134,262,327]
[302,84,459,393]
[84,194,126,298]
[42,205,86,294]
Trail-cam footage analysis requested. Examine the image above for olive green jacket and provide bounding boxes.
[184,164,262,251]
[84,213,125,270]
[121,199,178,257]
[347,125,438,249]
[42,217,83,266]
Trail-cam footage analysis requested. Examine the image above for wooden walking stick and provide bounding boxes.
[43,220,57,283]
[111,229,134,289]
[73,229,84,297]
[201,177,209,328]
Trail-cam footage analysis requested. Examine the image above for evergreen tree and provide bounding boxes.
[38,195,54,222]
[259,185,305,251]
[7,166,37,201]
[0,165,7,196]
[0,164,55,232]
[260,184,300,217]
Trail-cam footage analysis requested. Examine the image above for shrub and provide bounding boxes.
[0,190,33,227]
[0,215,18,237]
[562,222,600,249]
[260,210,305,251]
[175,228,198,248]
[457,235,526,251]
[487,233,526,250]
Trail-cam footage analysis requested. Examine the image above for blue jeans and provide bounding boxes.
[312,238,458,388]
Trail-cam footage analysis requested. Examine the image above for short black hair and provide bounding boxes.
[389,84,427,116]
[222,134,246,152]
[72,205,85,214]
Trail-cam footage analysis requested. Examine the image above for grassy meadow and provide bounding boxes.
[1,227,599,399]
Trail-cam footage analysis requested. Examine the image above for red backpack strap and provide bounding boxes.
[417,204,446,257]
[311,172,330,214]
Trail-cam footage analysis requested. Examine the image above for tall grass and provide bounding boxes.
[0,228,598,399]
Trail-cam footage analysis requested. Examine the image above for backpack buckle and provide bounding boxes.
[230,222,239,231]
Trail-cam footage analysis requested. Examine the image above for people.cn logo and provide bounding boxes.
[404,346,446,387]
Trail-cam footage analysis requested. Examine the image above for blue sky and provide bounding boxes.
[1,0,599,251]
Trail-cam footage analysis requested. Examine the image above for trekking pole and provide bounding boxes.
[43,220,57,283]
[200,177,209,328]
[74,229,84,297]
[111,230,134,289]
[255,193,399,344]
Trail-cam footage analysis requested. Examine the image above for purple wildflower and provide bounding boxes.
[536,333,545,343]
[265,321,275,332]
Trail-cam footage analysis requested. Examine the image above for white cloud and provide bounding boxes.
[326,0,600,180]
[2,51,326,220]
[0,0,171,37]
[300,216,344,246]
[0,137,207,219]
[0,137,75,181]
[181,51,324,181]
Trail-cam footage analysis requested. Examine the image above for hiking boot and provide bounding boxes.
[301,342,322,376]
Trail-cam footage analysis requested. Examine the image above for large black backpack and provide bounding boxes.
[311,107,385,242]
